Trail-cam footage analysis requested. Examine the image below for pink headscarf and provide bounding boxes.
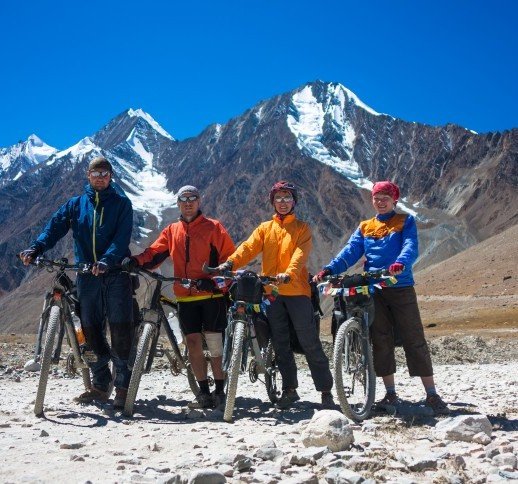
[372,181,400,201]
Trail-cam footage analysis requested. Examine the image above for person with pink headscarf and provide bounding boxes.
[315,181,450,415]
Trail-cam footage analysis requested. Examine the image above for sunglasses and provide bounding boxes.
[274,196,293,203]
[89,170,111,178]
[178,195,199,202]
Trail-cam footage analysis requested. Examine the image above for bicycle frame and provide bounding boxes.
[26,257,92,416]
[321,270,396,421]
[123,267,199,416]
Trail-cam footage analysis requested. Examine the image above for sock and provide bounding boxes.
[215,379,225,394]
[385,385,396,394]
[425,386,437,396]
[198,379,210,394]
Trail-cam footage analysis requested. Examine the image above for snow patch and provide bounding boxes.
[113,153,177,227]
[127,128,153,164]
[287,84,421,219]
[287,84,366,182]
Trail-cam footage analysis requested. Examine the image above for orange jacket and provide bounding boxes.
[134,213,235,300]
[228,213,312,297]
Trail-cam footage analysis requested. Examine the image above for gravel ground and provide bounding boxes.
[0,334,517,483]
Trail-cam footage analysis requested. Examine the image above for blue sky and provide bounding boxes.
[1,0,516,149]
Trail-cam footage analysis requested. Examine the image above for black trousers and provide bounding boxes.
[266,295,333,392]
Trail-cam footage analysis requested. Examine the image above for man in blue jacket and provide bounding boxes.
[20,157,134,409]
[315,181,449,415]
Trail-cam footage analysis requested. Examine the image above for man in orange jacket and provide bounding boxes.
[218,181,334,409]
[123,185,235,409]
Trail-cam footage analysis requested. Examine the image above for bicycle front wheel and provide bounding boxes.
[223,320,245,422]
[333,317,375,421]
[124,323,154,417]
[34,306,61,417]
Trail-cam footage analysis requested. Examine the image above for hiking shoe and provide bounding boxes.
[74,387,110,404]
[113,388,128,409]
[376,392,400,410]
[425,394,450,415]
[276,389,300,409]
[188,392,214,409]
[321,392,337,410]
[212,391,226,410]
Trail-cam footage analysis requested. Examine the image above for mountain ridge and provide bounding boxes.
[0,80,516,332]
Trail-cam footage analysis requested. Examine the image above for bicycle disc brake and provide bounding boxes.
[248,358,259,383]
[167,354,182,376]
[65,352,78,378]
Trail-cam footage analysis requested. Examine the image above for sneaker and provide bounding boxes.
[113,388,128,409]
[425,394,450,415]
[276,389,300,409]
[376,392,400,410]
[74,387,110,404]
[212,391,226,410]
[321,392,337,410]
[188,392,214,409]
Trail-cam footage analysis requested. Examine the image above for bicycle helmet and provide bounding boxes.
[269,180,298,204]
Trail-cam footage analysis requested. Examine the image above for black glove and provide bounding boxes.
[216,260,233,273]
[121,257,139,271]
[92,261,108,276]
[196,278,216,292]
[19,247,41,265]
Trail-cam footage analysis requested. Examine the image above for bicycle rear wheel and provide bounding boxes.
[264,340,281,404]
[124,323,154,417]
[333,317,375,421]
[162,312,199,396]
[34,306,61,417]
[223,321,245,422]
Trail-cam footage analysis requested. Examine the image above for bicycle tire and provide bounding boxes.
[333,317,375,422]
[223,320,245,422]
[34,306,60,417]
[183,346,200,396]
[264,340,281,404]
[123,323,154,417]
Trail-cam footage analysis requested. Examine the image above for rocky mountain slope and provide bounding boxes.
[0,80,516,332]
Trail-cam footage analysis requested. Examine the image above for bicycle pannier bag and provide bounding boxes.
[230,272,264,304]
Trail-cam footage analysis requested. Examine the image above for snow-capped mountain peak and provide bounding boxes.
[127,108,174,140]
[0,134,57,184]
[50,137,100,164]
[24,134,57,163]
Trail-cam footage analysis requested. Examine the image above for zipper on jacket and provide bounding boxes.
[92,192,99,262]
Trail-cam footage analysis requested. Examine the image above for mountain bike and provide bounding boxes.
[122,267,200,417]
[319,270,396,421]
[21,257,94,417]
[204,265,286,422]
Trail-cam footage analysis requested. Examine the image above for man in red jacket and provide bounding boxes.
[123,185,235,409]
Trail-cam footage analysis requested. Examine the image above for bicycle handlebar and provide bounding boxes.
[129,266,194,287]
[23,256,92,274]
[318,269,397,295]
[322,269,391,283]
[203,263,289,284]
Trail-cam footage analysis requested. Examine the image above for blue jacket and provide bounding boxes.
[32,183,133,268]
[324,211,418,287]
